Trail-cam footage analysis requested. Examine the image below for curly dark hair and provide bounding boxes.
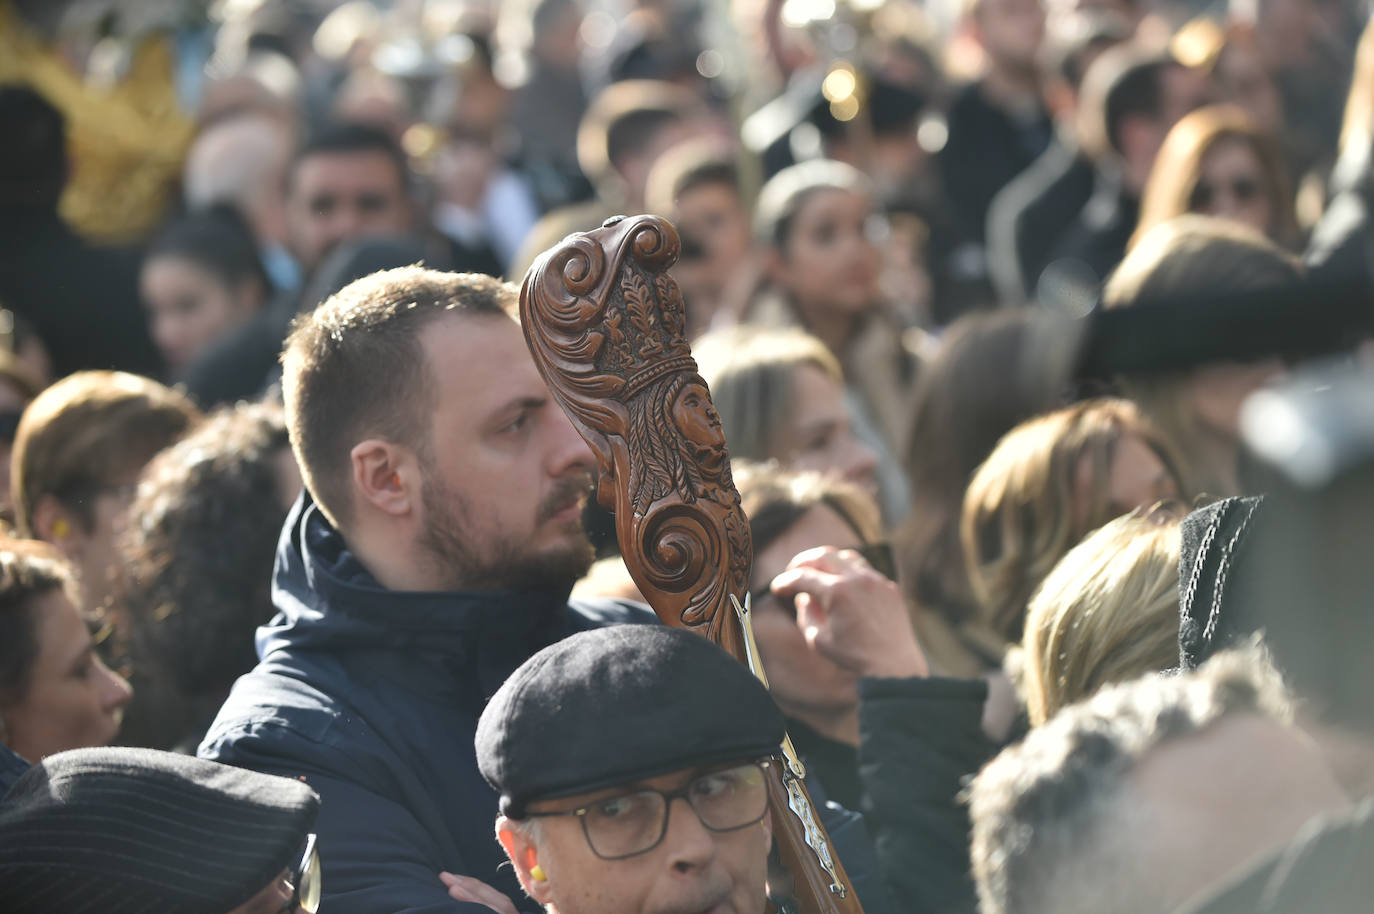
[0,539,73,706]
[114,402,294,750]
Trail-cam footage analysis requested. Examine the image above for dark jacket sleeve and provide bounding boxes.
[201,714,524,914]
[247,764,520,914]
[302,771,528,914]
[856,676,997,914]
[809,780,898,914]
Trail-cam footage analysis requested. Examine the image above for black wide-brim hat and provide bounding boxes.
[477,623,786,819]
[0,747,320,914]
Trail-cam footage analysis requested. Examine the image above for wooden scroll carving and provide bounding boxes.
[520,214,865,914]
[519,214,751,658]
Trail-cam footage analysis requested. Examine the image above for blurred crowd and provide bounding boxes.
[2,0,1374,912]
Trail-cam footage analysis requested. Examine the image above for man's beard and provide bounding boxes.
[417,467,596,595]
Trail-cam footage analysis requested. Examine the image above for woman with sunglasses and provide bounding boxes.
[735,463,915,811]
[0,746,321,914]
[1132,104,1298,251]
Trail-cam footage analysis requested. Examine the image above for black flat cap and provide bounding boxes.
[0,747,319,914]
[477,624,785,818]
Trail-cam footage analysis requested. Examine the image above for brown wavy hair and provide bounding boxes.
[961,399,1180,647]
[1133,104,1296,251]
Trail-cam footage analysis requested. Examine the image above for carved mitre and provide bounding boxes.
[520,215,751,651]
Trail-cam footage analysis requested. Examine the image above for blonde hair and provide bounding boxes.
[1022,508,1183,726]
[961,399,1176,646]
[1103,216,1302,497]
[693,327,844,465]
[1133,105,1295,251]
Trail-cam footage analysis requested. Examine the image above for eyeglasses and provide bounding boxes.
[524,761,771,860]
[750,541,896,614]
[1189,175,1262,211]
[280,833,321,914]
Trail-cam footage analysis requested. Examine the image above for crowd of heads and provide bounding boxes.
[1,0,1373,912]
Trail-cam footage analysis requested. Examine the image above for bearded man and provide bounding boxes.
[199,267,649,914]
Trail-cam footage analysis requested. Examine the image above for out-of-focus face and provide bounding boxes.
[775,364,878,496]
[416,313,596,593]
[1072,432,1180,531]
[1252,0,1319,72]
[751,504,865,718]
[285,150,411,274]
[675,181,752,289]
[1187,358,1285,440]
[65,479,141,615]
[0,589,132,761]
[1122,713,1349,910]
[1103,434,1180,514]
[512,764,773,914]
[534,2,585,71]
[1190,138,1274,239]
[1160,64,1210,130]
[141,256,262,378]
[975,0,1046,73]
[775,189,881,322]
[1215,44,1283,134]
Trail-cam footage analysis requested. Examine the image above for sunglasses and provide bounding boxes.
[280,833,321,914]
[750,541,897,613]
[1189,175,1262,211]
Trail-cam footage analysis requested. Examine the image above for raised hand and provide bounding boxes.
[768,546,929,680]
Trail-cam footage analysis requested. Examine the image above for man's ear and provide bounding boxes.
[349,438,418,519]
[497,817,555,906]
[31,495,82,560]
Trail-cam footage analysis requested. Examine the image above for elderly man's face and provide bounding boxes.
[500,764,773,914]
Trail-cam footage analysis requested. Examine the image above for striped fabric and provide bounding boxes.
[0,747,318,914]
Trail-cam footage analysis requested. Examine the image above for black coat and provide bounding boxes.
[199,495,652,912]
[0,210,162,378]
[857,676,998,914]
[940,82,1054,260]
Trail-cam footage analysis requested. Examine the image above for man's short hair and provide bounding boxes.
[115,403,293,748]
[969,648,1291,914]
[281,267,516,530]
[288,121,409,193]
[576,80,698,195]
[644,141,741,219]
[12,372,201,536]
[1078,44,1177,159]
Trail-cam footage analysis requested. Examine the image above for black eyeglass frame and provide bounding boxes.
[749,541,897,612]
[282,832,321,914]
[522,760,772,861]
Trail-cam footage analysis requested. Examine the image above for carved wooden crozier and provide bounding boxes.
[520,214,865,914]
